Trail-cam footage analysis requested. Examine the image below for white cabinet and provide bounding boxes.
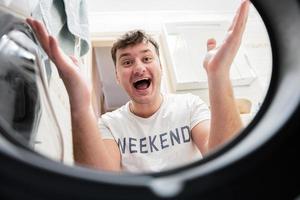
[162,21,257,91]
[161,19,272,124]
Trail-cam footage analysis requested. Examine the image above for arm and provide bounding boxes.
[72,107,121,171]
[192,0,250,154]
[26,18,121,171]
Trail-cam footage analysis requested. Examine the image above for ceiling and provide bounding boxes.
[86,0,241,13]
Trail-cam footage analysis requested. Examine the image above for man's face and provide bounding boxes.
[115,42,162,105]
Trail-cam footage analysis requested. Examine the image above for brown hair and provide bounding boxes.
[111,30,160,66]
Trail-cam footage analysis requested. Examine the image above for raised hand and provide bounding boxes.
[203,0,250,76]
[26,18,92,113]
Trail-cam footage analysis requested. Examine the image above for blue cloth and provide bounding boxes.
[32,0,90,57]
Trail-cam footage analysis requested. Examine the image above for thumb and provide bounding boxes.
[69,55,79,66]
[207,38,217,51]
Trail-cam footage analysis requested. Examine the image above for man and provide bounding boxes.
[98,30,212,172]
[26,0,249,173]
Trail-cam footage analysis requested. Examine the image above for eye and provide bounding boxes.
[143,56,153,63]
[121,59,133,67]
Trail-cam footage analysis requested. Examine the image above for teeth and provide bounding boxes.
[132,77,152,89]
[133,78,150,83]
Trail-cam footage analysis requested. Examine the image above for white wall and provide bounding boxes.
[87,0,241,12]
[87,1,272,120]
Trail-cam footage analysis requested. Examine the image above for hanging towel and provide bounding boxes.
[32,0,90,57]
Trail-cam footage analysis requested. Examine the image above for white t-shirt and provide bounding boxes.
[98,93,211,173]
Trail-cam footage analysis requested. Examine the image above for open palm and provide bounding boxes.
[26,18,91,112]
[203,0,250,76]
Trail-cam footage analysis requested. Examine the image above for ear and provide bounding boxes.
[158,57,163,71]
[115,68,121,85]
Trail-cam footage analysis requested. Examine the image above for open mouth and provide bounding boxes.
[133,78,152,90]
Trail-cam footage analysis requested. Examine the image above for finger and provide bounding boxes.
[232,0,250,38]
[33,20,51,52]
[207,38,217,51]
[69,55,79,66]
[26,18,51,58]
[49,36,65,65]
[228,2,242,32]
[49,36,75,75]
[26,18,41,40]
[29,19,52,57]
[26,18,34,29]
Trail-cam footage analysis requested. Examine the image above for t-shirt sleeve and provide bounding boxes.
[189,94,211,129]
[97,117,115,140]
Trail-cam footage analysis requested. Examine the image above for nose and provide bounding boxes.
[133,59,146,76]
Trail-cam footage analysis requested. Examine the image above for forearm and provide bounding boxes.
[71,106,121,171]
[25,18,121,171]
[207,72,243,150]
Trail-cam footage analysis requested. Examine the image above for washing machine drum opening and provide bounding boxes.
[0,12,40,148]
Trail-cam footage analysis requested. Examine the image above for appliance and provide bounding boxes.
[0,0,299,199]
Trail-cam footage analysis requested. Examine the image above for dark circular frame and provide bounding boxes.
[1,0,300,199]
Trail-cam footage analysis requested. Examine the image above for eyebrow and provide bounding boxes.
[118,49,152,60]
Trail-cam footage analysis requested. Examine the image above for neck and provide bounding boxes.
[130,94,163,118]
